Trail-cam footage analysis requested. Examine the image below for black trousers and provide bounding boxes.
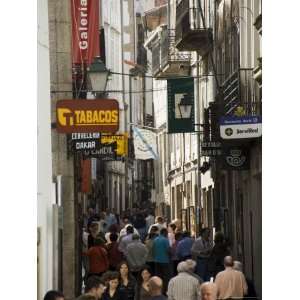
[154,262,171,294]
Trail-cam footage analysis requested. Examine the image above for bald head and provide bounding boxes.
[200,282,217,300]
[224,256,234,267]
[148,276,163,296]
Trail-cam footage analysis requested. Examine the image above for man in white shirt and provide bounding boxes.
[148,216,166,234]
[119,217,139,238]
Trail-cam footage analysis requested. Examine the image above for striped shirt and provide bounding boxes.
[167,272,199,300]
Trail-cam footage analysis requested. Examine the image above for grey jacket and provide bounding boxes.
[126,240,148,271]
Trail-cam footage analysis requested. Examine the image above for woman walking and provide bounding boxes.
[118,261,136,300]
[134,265,152,300]
[102,271,128,300]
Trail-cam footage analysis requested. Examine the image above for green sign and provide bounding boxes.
[167,78,195,133]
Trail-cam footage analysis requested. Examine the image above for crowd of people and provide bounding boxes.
[44,208,257,300]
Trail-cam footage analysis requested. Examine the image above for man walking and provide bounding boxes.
[83,276,107,299]
[125,234,148,277]
[153,228,172,293]
[214,256,248,299]
[148,276,167,300]
[148,216,165,233]
[176,231,194,261]
[167,261,199,300]
[191,228,213,281]
[118,225,135,255]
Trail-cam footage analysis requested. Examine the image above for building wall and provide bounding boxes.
[48,0,76,298]
[37,0,54,298]
[101,0,126,212]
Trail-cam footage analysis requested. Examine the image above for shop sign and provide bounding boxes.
[221,146,250,170]
[101,133,128,156]
[71,132,101,151]
[220,115,262,139]
[56,99,119,133]
[82,142,117,160]
[167,78,195,133]
[201,141,222,156]
[71,0,100,65]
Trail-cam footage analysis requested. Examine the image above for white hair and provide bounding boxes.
[233,260,243,272]
[200,282,217,298]
[177,261,188,273]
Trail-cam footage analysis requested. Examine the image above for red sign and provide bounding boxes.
[71,0,100,65]
[56,99,119,133]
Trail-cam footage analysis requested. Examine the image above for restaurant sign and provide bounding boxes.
[56,99,119,134]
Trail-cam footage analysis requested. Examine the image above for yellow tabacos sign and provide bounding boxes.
[101,133,128,156]
[56,99,119,133]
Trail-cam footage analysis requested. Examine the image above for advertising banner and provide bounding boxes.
[220,115,262,139]
[56,99,119,133]
[167,78,195,133]
[71,0,100,65]
[101,133,128,156]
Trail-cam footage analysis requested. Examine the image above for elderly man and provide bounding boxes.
[167,261,199,300]
[200,282,217,300]
[215,256,248,299]
[185,259,203,283]
[148,276,167,300]
[233,260,257,298]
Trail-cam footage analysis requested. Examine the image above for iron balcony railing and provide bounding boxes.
[161,29,191,66]
[221,68,262,116]
[151,28,191,77]
[175,0,213,48]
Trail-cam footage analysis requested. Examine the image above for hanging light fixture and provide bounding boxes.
[87,56,110,96]
[178,93,193,119]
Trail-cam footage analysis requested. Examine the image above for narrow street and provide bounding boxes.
[38,0,262,300]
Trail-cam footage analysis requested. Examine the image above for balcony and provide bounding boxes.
[175,0,213,55]
[151,27,191,78]
[221,69,262,116]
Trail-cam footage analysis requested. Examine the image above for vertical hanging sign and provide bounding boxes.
[71,0,100,65]
[167,78,195,133]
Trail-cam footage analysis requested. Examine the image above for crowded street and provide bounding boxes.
[37,0,262,299]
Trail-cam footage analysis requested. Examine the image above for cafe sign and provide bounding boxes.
[56,99,119,133]
[220,116,262,139]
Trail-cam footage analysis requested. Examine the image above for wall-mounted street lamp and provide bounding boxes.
[87,56,110,96]
[178,93,193,119]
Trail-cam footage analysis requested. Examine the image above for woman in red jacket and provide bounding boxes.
[84,237,109,278]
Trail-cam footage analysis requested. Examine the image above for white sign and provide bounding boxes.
[133,127,158,160]
[220,116,262,139]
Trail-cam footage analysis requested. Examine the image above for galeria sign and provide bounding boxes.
[56,99,119,133]
[71,0,100,65]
